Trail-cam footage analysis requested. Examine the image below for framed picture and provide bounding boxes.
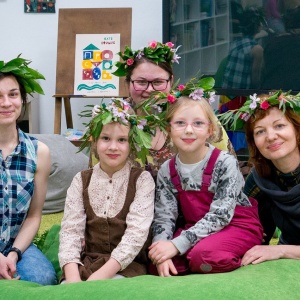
[24,0,56,13]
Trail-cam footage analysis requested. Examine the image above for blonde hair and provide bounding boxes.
[166,96,220,143]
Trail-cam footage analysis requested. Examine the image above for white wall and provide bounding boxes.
[0,0,163,133]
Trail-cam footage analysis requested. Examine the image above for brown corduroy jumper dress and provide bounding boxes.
[78,167,151,280]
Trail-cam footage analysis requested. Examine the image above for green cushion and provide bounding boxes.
[41,224,62,279]
[7,224,299,299]
[1,259,300,299]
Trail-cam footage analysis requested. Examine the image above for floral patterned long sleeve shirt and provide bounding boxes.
[59,162,155,270]
[152,144,251,254]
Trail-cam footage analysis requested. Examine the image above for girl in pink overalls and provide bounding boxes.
[148,94,263,276]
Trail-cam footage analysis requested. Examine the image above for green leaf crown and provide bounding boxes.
[218,91,300,130]
[79,98,162,166]
[112,41,181,77]
[138,76,216,124]
[0,54,45,95]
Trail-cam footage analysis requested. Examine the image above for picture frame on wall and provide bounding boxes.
[24,0,56,13]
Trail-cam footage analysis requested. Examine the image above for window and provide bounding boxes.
[163,0,300,96]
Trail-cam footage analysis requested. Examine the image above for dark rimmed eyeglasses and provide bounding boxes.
[130,78,171,91]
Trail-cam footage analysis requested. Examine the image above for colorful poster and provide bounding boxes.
[24,0,56,13]
[74,34,120,96]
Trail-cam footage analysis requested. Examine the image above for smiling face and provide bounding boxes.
[128,61,172,105]
[0,75,22,128]
[253,107,299,170]
[96,122,130,177]
[169,101,213,164]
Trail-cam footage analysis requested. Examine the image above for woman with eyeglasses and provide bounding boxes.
[113,41,235,178]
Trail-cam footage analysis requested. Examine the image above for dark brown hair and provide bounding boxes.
[124,57,174,84]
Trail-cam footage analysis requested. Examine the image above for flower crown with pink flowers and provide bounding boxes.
[78,98,162,166]
[112,41,181,77]
[138,76,216,116]
[134,76,216,134]
[218,91,300,130]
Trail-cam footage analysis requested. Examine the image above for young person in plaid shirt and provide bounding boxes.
[0,57,57,285]
[222,8,263,89]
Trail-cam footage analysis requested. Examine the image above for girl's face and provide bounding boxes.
[253,107,299,167]
[96,122,130,177]
[0,76,22,126]
[169,102,212,164]
[128,61,172,105]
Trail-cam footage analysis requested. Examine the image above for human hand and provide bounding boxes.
[63,263,82,283]
[87,269,114,281]
[65,277,82,284]
[0,253,18,280]
[156,259,178,277]
[87,258,121,281]
[241,245,283,266]
[148,241,179,265]
[87,271,106,281]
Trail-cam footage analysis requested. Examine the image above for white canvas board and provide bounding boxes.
[74,34,120,96]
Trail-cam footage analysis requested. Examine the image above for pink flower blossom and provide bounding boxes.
[208,91,216,104]
[171,46,181,64]
[123,104,130,110]
[148,40,157,49]
[178,84,185,91]
[278,94,287,103]
[126,58,134,66]
[260,100,270,110]
[249,93,260,110]
[165,42,174,48]
[189,88,204,100]
[167,94,177,103]
[240,112,251,121]
[137,118,147,130]
[171,53,181,64]
[152,105,162,113]
[136,51,144,59]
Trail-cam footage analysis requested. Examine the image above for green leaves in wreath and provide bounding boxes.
[143,43,169,63]
[0,54,45,95]
[218,90,300,130]
[181,76,215,96]
[112,46,134,77]
[129,125,152,166]
[218,110,244,130]
[112,41,180,77]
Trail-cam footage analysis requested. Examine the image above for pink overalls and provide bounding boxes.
[169,148,263,274]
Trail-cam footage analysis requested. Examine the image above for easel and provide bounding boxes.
[54,8,132,134]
